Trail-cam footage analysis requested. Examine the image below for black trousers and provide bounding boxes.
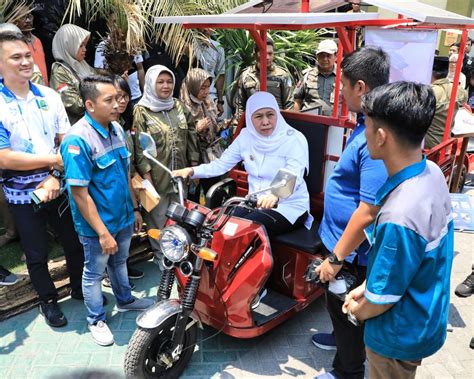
[323,242,367,379]
[233,207,307,237]
[9,194,84,302]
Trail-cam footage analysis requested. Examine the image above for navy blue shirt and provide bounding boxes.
[319,115,387,265]
[60,113,134,237]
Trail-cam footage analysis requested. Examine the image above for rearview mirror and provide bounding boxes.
[139,132,157,158]
[270,169,297,199]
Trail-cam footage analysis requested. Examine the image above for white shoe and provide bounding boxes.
[251,288,268,310]
[88,320,114,346]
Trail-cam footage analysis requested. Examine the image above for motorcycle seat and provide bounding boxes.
[272,221,323,254]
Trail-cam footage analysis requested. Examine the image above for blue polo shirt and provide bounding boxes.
[364,157,454,361]
[60,113,134,237]
[319,114,387,265]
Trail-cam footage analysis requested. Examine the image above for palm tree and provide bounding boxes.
[64,0,248,64]
[0,0,33,24]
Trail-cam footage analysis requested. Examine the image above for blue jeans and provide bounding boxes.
[79,224,134,324]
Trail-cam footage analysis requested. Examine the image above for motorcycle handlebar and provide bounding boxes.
[172,176,186,206]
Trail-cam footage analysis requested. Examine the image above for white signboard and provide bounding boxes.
[365,28,438,85]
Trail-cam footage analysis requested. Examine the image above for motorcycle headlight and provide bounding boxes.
[159,225,191,262]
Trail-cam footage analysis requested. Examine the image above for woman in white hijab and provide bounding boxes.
[50,24,96,125]
[134,65,200,256]
[173,91,312,237]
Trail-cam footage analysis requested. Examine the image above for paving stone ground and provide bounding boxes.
[1,188,473,379]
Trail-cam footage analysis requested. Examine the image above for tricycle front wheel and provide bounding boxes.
[124,315,197,378]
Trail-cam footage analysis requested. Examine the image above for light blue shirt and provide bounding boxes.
[364,158,454,361]
[61,113,134,237]
[192,128,311,226]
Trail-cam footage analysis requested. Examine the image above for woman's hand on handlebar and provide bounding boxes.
[257,194,279,209]
[172,167,194,179]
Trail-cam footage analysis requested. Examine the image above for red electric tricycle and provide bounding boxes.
[124,133,324,378]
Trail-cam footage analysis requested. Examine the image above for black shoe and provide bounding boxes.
[455,272,474,297]
[127,267,144,280]
[71,290,108,306]
[39,300,67,327]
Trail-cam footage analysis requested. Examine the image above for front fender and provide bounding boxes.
[136,299,201,330]
[136,299,182,329]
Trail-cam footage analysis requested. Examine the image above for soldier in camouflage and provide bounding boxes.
[232,39,294,130]
[294,39,340,116]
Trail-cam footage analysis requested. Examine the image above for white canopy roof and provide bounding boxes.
[155,12,380,27]
[218,0,474,26]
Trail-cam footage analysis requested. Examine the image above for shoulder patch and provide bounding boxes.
[68,145,80,155]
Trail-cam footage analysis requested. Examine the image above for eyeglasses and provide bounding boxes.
[116,94,130,102]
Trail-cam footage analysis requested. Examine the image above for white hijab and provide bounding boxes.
[138,65,176,112]
[244,91,309,171]
[52,24,95,79]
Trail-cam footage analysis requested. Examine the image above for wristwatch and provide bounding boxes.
[133,205,142,212]
[327,252,343,265]
[217,99,225,105]
[49,168,63,180]
[348,306,360,326]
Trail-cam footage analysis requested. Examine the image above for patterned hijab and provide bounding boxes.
[52,24,95,79]
[179,68,217,120]
[138,65,175,112]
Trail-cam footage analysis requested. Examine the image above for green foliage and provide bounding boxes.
[217,28,332,85]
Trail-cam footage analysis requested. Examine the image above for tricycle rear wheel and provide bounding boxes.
[124,315,197,378]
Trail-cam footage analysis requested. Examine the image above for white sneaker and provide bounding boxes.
[116,297,155,313]
[251,288,268,310]
[88,320,114,346]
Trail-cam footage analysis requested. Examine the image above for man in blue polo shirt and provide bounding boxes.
[61,75,153,346]
[343,81,454,378]
[0,32,84,328]
[313,47,389,379]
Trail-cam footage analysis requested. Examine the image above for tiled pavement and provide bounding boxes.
[0,209,473,378]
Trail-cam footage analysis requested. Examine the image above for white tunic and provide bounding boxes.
[192,128,311,226]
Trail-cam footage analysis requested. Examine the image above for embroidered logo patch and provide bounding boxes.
[37,99,49,111]
[68,145,80,155]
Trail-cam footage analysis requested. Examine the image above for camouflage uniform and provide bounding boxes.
[50,62,86,125]
[425,78,467,150]
[31,65,45,86]
[133,99,200,195]
[233,64,294,129]
[294,66,340,116]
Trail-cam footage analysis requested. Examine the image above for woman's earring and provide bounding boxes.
[90,109,94,113]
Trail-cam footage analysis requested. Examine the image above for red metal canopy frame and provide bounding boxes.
[160,1,474,191]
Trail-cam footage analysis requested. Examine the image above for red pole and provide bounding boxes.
[249,28,268,91]
[443,30,467,144]
[302,0,310,13]
[332,39,343,119]
[259,30,267,91]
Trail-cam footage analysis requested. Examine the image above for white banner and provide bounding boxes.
[365,28,438,85]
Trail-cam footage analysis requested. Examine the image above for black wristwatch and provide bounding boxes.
[328,252,343,265]
[217,99,225,105]
[133,205,142,212]
[49,168,63,180]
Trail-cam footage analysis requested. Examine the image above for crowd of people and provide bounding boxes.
[0,8,472,377]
